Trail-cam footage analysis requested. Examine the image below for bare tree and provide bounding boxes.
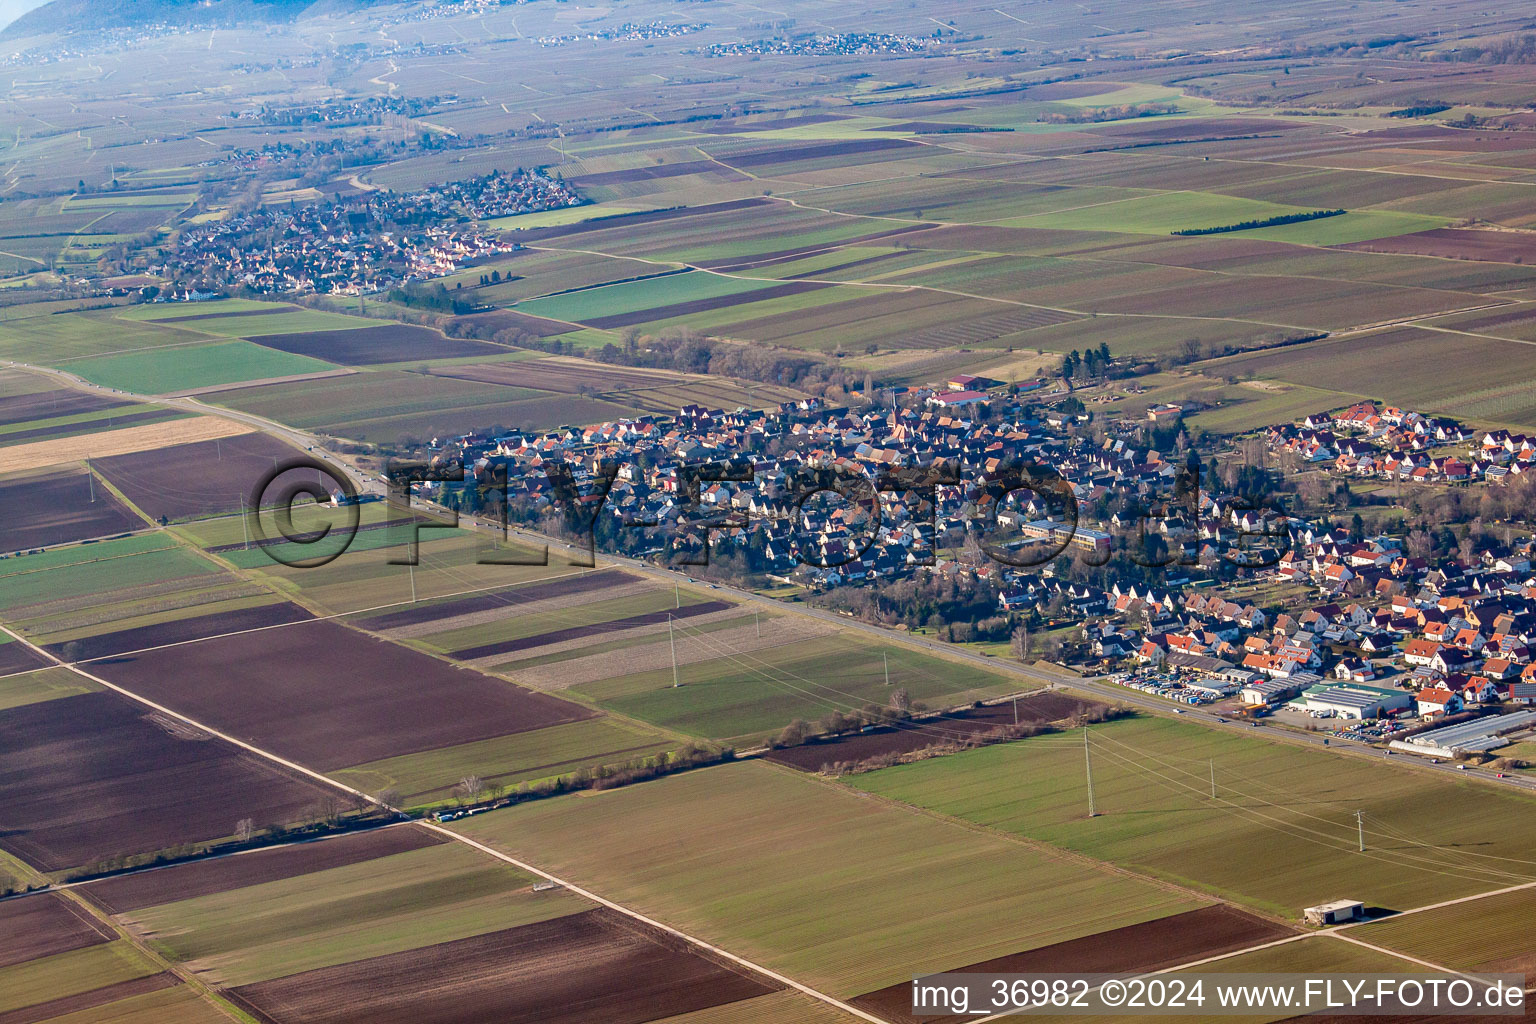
[235,818,255,843]
[1407,528,1435,560]
[377,787,402,809]
[456,775,486,804]
[888,688,911,714]
[1011,625,1033,662]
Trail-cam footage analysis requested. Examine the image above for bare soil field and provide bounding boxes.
[1338,228,1536,263]
[0,892,113,968]
[0,641,47,674]
[83,825,445,914]
[853,905,1293,1024]
[89,619,596,770]
[763,692,1103,770]
[355,570,635,631]
[0,389,125,427]
[698,114,845,133]
[0,691,331,872]
[228,908,778,1024]
[724,138,921,170]
[93,432,306,521]
[0,419,254,475]
[0,468,142,550]
[450,599,732,661]
[0,973,181,1024]
[432,359,679,394]
[49,601,314,662]
[569,160,747,187]
[250,325,506,365]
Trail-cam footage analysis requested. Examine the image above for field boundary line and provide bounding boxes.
[0,621,894,1024]
[429,820,891,1024]
[768,759,1291,927]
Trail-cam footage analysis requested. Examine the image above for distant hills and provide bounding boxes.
[3,0,385,38]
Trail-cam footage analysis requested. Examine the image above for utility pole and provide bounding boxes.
[1013,696,1019,726]
[669,614,680,688]
[240,495,250,550]
[1356,810,1365,852]
[1084,728,1098,817]
[408,561,417,604]
[675,581,680,609]
[883,651,890,687]
[85,457,94,502]
[1210,759,1216,800]
[755,608,760,638]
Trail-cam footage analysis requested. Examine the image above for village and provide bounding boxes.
[408,376,1536,771]
[159,170,578,294]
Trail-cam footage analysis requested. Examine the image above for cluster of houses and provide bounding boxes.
[160,178,544,294]
[1265,402,1534,484]
[535,21,709,47]
[433,170,581,220]
[431,381,1286,602]
[1124,524,1536,724]
[699,33,930,57]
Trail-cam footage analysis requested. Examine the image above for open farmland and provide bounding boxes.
[0,465,142,549]
[92,431,309,521]
[211,369,640,441]
[568,629,1017,745]
[0,416,254,475]
[250,323,510,364]
[87,617,598,770]
[853,904,1294,1024]
[762,691,1102,770]
[228,910,779,1024]
[1354,886,1536,975]
[77,826,780,1024]
[0,686,332,872]
[1211,327,1536,429]
[455,760,1208,997]
[60,340,337,395]
[851,715,1536,918]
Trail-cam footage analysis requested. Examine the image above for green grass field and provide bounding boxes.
[0,537,216,613]
[454,760,1205,997]
[329,717,675,803]
[61,341,336,394]
[0,666,98,711]
[851,715,1536,918]
[0,940,159,1015]
[514,270,787,324]
[570,632,1015,744]
[125,839,586,987]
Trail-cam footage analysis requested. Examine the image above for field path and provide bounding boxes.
[0,617,890,1024]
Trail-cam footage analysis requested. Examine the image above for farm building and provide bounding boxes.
[1390,709,1536,758]
[1304,900,1364,926]
[1302,684,1411,720]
